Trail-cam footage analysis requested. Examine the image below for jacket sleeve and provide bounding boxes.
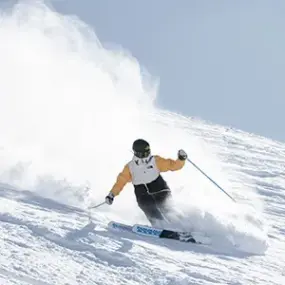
[110,164,132,196]
[155,155,185,172]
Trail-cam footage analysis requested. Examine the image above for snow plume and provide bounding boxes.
[0,0,157,203]
[0,0,268,254]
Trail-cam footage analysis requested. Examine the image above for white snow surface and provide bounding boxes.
[0,1,284,284]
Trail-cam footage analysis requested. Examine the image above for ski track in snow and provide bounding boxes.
[0,122,284,285]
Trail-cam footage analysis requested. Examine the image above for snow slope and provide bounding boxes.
[0,1,284,284]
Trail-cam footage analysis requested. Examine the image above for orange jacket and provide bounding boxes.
[110,155,185,196]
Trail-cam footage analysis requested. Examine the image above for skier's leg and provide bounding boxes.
[153,190,173,214]
[152,190,176,225]
[136,194,165,226]
[153,191,191,231]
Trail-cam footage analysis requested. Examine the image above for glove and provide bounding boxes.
[105,192,115,205]
[178,149,187,161]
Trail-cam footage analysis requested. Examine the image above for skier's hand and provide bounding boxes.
[178,149,187,161]
[105,192,114,205]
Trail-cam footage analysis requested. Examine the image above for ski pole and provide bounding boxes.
[187,158,236,202]
[88,201,106,209]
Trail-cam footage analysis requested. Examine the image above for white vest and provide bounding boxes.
[128,155,160,185]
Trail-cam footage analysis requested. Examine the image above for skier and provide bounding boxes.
[105,139,188,226]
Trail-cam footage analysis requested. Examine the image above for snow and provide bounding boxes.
[0,1,284,284]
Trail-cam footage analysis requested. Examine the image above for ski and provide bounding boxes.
[108,221,133,233]
[132,224,199,243]
[108,221,210,245]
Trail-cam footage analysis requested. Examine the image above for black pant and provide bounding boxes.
[134,175,173,225]
[136,190,172,226]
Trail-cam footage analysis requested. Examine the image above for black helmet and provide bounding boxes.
[132,139,150,158]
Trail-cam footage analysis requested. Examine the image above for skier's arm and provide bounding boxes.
[110,164,132,196]
[155,155,186,172]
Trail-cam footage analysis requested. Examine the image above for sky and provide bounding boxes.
[50,0,285,142]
